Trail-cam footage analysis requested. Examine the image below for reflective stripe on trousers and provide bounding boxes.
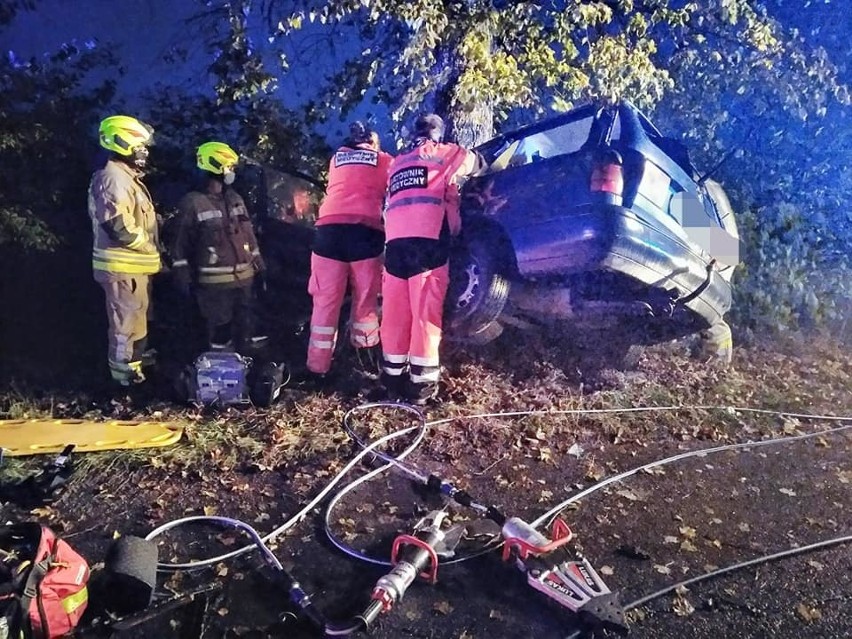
[96,274,150,383]
[379,263,449,382]
[306,253,382,374]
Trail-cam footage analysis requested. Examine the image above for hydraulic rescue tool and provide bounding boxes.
[360,509,465,628]
[501,517,628,636]
[275,509,465,637]
[418,472,628,635]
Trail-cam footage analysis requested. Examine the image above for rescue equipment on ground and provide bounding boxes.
[99,536,159,617]
[0,446,74,509]
[179,351,289,408]
[0,420,183,457]
[146,404,852,638]
[0,524,90,639]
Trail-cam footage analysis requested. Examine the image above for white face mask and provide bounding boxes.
[223,169,236,185]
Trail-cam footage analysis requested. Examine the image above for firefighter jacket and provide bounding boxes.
[384,140,483,278]
[88,159,161,275]
[317,142,393,231]
[171,188,262,288]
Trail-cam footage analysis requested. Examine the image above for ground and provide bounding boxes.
[1,327,850,639]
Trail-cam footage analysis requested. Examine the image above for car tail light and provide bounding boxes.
[590,149,624,201]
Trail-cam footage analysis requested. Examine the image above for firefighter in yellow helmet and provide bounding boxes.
[87,115,161,386]
[170,142,266,353]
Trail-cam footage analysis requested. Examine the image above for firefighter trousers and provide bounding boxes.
[95,272,150,385]
[379,263,449,390]
[306,253,382,374]
[195,282,255,352]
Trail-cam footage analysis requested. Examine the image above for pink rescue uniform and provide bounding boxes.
[306,142,393,374]
[380,139,481,391]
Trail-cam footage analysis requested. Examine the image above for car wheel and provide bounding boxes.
[446,234,511,337]
[454,320,504,346]
[695,319,733,366]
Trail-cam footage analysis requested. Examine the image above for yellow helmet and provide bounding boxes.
[197,141,240,175]
[98,115,153,156]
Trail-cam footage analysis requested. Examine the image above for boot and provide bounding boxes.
[356,345,382,378]
[404,380,439,407]
[379,372,406,401]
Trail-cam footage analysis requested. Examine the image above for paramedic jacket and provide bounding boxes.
[171,189,262,288]
[312,142,393,261]
[384,139,483,276]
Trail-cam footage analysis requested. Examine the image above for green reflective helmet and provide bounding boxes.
[99,115,154,156]
[197,141,239,175]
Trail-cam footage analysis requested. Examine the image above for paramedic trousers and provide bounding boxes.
[306,253,382,374]
[195,282,253,352]
[95,272,150,385]
[379,263,449,391]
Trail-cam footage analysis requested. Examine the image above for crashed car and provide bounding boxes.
[445,101,740,360]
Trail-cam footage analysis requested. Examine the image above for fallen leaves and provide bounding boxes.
[672,592,695,617]
[654,563,673,575]
[616,488,641,502]
[796,602,822,623]
[433,601,453,615]
[679,540,698,553]
[779,488,797,497]
[678,526,697,540]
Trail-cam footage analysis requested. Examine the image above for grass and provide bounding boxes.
[1,330,850,511]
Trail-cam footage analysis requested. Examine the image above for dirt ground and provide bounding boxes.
[1,328,850,639]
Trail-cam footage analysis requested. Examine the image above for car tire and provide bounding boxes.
[446,233,511,338]
[455,320,504,346]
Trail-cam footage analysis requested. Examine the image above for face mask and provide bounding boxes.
[223,169,236,185]
[131,146,149,170]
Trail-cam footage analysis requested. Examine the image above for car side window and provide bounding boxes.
[508,117,595,167]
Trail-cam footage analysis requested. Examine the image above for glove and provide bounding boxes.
[172,266,192,298]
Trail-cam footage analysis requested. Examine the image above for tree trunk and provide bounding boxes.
[433,23,494,149]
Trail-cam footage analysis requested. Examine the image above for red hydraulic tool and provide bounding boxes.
[501,516,628,636]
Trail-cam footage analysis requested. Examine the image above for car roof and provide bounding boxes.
[477,101,661,151]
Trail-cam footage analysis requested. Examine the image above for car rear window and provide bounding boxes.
[504,116,595,168]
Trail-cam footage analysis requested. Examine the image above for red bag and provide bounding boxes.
[0,523,90,639]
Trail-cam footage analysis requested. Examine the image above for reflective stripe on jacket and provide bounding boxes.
[384,140,475,242]
[317,143,393,230]
[88,159,161,275]
[172,188,261,287]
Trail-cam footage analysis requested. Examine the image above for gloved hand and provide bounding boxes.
[172,266,192,298]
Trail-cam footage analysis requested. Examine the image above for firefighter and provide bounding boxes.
[88,115,161,387]
[171,142,266,353]
[380,114,485,405]
[305,121,393,381]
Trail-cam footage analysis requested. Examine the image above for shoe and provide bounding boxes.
[355,345,382,378]
[379,372,407,402]
[404,380,438,407]
[210,340,234,351]
[300,370,334,391]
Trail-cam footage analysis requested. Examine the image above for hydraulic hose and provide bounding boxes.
[563,532,852,639]
[325,405,852,567]
[145,403,428,570]
[146,403,852,637]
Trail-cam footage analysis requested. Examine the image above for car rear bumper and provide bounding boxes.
[505,203,732,325]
